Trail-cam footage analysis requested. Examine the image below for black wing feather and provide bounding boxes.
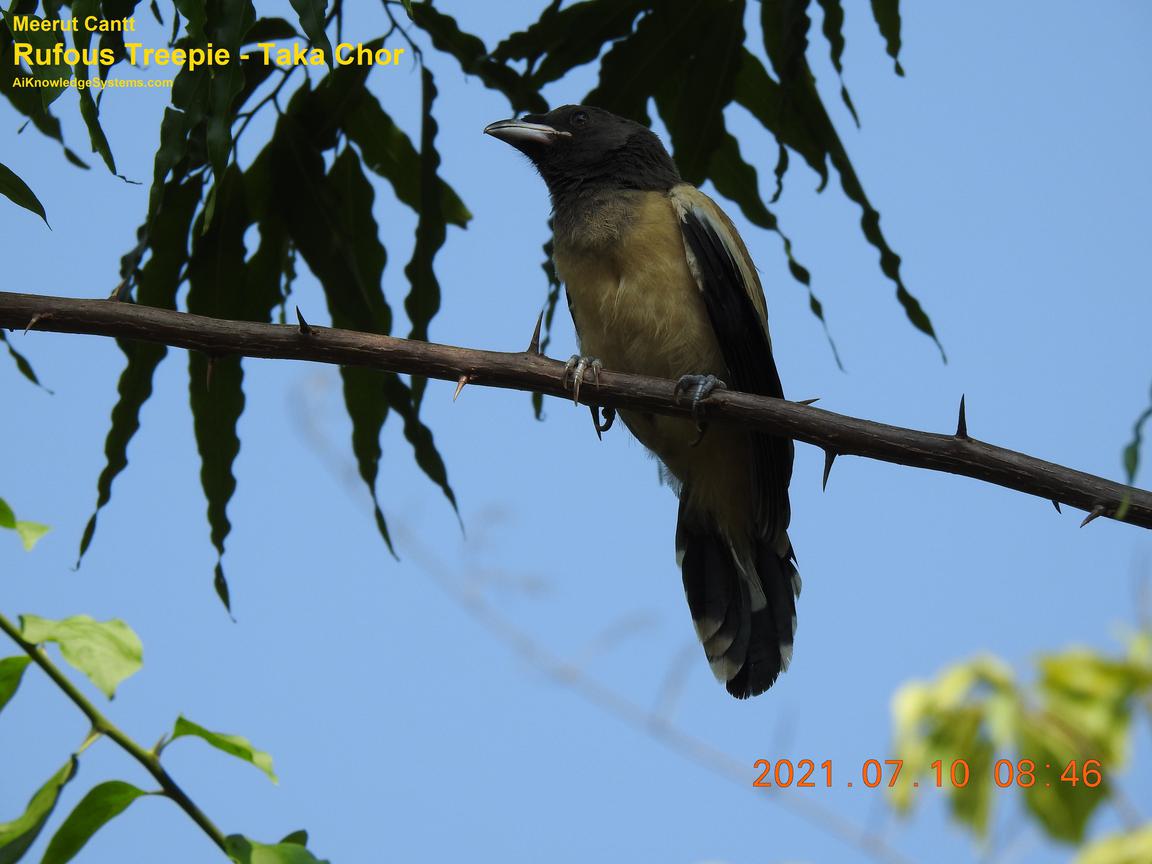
[678,205,794,542]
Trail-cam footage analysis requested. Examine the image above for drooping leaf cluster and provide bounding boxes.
[890,632,1152,855]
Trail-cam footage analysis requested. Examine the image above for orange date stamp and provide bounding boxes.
[752,758,1104,790]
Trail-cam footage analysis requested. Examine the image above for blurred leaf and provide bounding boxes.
[279,831,308,846]
[0,331,47,391]
[870,0,905,76]
[19,615,143,699]
[186,167,259,610]
[411,4,545,114]
[0,161,47,224]
[1122,382,1151,484]
[890,655,1017,822]
[1017,711,1110,843]
[226,835,328,864]
[0,498,49,552]
[813,0,859,124]
[171,716,277,783]
[1075,825,1152,864]
[78,176,202,567]
[41,781,148,864]
[287,0,333,67]
[172,0,206,44]
[0,11,68,107]
[0,757,77,864]
[492,0,646,89]
[0,656,31,715]
[69,0,117,174]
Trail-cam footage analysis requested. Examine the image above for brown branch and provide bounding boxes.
[2,289,1149,529]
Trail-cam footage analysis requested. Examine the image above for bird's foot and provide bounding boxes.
[590,405,616,440]
[674,373,727,443]
[562,355,602,404]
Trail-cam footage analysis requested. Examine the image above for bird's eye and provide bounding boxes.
[571,110,589,128]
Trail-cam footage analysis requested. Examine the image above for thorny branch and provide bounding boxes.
[1,289,1150,529]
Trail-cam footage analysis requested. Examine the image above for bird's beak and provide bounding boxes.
[483,118,571,146]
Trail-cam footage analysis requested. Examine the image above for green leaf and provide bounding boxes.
[492,0,646,89]
[13,521,49,552]
[0,12,69,107]
[0,758,77,864]
[814,0,860,124]
[69,0,117,174]
[410,4,545,114]
[0,331,47,391]
[870,0,905,76]
[1017,712,1110,843]
[279,831,308,846]
[1122,381,1152,485]
[343,89,470,229]
[41,781,148,864]
[225,835,328,864]
[0,656,31,715]
[0,161,47,224]
[653,0,745,186]
[381,373,457,515]
[1075,825,1152,864]
[186,169,254,610]
[0,21,88,166]
[404,66,447,406]
[399,0,413,19]
[0,499,49,552]
[78,176,203,567]
[757,6,943,357]
[204,0,256,180]
[171,717,276,783]
[19,615,143,699]
[287,0,332,67]
[269,116,395,554]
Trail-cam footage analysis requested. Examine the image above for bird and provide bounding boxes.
[485,105,799,698]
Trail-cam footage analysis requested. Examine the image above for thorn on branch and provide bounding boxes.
[527,310,545,355]
[1080,505,1105,528]
[453,374,472,402]
[955,394,968,439]
[295,306,313,335]
[822,449,837,491]
[205,355,215,392]
[590,405,616,440]
[796,397,820,406]
[1052,500,1062,513]
[24,312,51,334]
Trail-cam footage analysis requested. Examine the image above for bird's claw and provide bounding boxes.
[590,405,616,440]
[562,354,602,404]
[674,374,727,442]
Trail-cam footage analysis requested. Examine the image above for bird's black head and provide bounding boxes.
[484,105,680,202]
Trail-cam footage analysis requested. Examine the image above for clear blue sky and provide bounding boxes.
[2,3,1150,863]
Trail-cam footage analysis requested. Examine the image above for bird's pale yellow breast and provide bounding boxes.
[553,190,726,382]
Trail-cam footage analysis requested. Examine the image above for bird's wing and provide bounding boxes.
[669,184,794,547]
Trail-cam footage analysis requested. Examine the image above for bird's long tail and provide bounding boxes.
[675,496,800,699]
